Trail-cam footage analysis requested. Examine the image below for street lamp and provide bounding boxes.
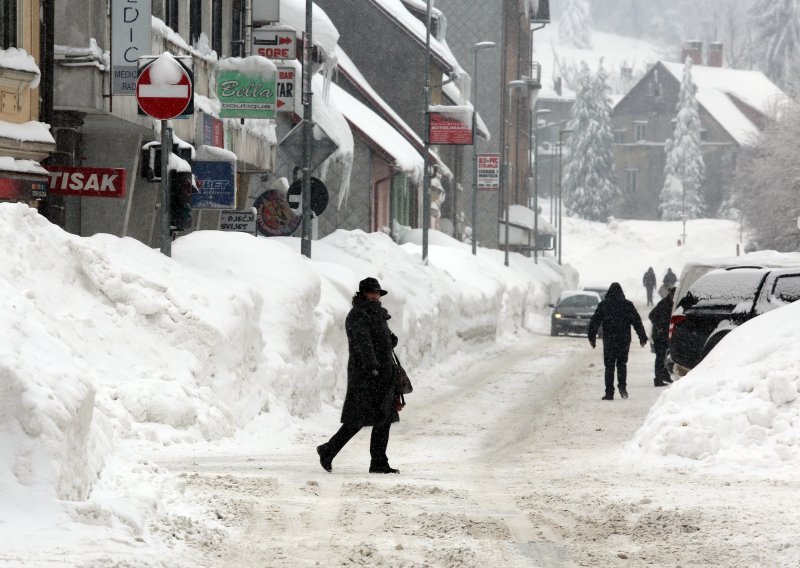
[503,79,536,267]
[532,108,551,264]
[557,128,572,265]
[471,41,496,256]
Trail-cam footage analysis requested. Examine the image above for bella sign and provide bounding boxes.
[217,68,277,119]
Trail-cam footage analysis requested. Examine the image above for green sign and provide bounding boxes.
[217,69,276,119]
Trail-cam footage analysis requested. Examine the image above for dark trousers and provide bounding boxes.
[326,420,391,466]
[654,340,670,382]
[645,287,654,306]
[603,342,630,395]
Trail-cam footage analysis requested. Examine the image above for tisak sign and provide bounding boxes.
[217,68,277,119]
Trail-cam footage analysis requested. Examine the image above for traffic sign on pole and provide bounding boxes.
[136,53,194,120]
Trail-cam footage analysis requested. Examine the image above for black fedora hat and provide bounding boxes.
[359,277,388,296]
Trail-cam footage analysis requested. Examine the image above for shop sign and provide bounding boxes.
[429,110,474,145]
[111,0,151,95]
[253,28,297,60]
[191,161,236,209]
[276,66,296,112]
[477,153,501,190]
[218,209,257,234]
[202,113,225,147]
[217,68,276,119]
[0,177,48,200]
[46,167,127,198]
[254,189,300,236]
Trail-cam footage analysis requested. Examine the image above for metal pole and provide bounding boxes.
[301,0,313,258]
[471,48,479,255]
[160,122,172,257]
[422,0,432,262]
[558,130,563,265]
[532,106,537,264]
[503,88,512,267]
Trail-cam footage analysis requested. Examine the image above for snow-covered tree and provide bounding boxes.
[660,58,705,220]
[559,0,593,49]
[563,61,620,221]
[751,0,800,87]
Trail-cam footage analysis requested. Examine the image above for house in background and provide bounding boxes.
[611,42,785,219]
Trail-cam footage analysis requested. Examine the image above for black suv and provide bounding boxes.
[669,267,800,375]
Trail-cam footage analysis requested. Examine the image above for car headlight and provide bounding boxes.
[554,313,562,319]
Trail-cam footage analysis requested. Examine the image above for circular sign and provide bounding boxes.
[136,56,193,120]
[286,177,330,216]
[254,190,301,236]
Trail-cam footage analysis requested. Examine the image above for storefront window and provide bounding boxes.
[0,0,18,50]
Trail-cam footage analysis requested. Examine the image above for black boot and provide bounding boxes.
[317,444,333,472]
[601,394,614,400]
[654,380,667,387]
[619,388,628,399]
[369,462,399,474]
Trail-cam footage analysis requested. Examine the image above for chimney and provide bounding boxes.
[681,40,703,65]
[708,42,723,67]
[554,76,562,96]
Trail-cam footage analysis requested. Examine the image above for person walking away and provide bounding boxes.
[317,277,401,474]
[663,268,677,288]
[649,287,676,387]
[643,267,657,306]
[587,283,648,400]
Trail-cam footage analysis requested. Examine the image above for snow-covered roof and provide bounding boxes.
[279,0,339,57]
[508,204,556,235]
[369,0,457,72]
[328,82,423,181]
[660,62,786,146]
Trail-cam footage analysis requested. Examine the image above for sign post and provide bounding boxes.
[136,53,194,257]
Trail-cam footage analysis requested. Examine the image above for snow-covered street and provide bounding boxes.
[152,325,800,567]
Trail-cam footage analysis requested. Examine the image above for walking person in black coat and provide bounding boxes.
[587,283,648,400]
[643,267,657,306]
[648,287,676,387]
[317,277,401,474]
[663,268,677,288]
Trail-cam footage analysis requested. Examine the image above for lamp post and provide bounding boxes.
[421,0,432,262]
[503,79,535,267]
[471,41,496,256]
[532,108,551,264]
[557,128,572,265]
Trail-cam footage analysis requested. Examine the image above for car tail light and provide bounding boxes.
[669,315,686,339]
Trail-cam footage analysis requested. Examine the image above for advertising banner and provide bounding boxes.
[477,153,501,190]
[111,0,151,95]
[254,190,300,236]
[217,67,277,119]
[46,167,127,198]
[202,113,225,147]
[429,109,474,145]
[191,161,236,209]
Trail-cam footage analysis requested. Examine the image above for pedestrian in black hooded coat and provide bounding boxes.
[648,286,676,387]
[643,267,657,306]
[588,283,648,400]
[317,277,401,474]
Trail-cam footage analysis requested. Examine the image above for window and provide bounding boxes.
[165,0,179,32]
[232,0,245,56]
[634,121,647,142]
[771,275,800,304]
[190,0,202,45]
[625,169,638,194]
[700,129,708,141]
[212,0,223,55]
[613,130,626,144]
[0,0,17,49]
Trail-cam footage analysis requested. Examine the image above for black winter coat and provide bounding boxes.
[588,283,647,347]
[643,270,656,290]
[341,297,399,426]
[648,293,674,345]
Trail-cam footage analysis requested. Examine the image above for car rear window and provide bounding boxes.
[681,270,765,309]
[558,294,599,308]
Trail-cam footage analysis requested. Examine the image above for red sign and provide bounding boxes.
[429,111,474,145]
[46,167,127,198]
[136,56,193,120]
[477,153,501,190]
[0,177,48,200]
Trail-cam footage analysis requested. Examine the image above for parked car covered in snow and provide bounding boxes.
[550,291,601,336]
[582,285,610,300]
[669,267,800,376]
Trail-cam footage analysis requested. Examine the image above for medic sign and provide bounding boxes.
[111,0,151,95]
[46,167,127,198]
[252,29,297,60]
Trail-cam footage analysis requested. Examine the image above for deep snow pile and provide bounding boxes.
[0,203,573,544]
[632,300,800,478]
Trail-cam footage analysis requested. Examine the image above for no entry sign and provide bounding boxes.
[136,54,194,120]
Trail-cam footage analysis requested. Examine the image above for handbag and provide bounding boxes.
[392,351,413,395]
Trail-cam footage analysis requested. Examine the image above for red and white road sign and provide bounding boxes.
[136,54,193,120]
[46,166,127,198]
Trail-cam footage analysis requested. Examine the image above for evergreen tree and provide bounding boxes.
[563,61,620,221]
[660,58,706,220]
[751,0,800,88]
[559,0,593,49]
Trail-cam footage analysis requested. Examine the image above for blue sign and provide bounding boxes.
[191,160,236,209]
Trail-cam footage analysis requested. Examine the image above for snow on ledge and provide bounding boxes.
[0,120,55,144]
[0,48,41,88]
[0,156,49,176]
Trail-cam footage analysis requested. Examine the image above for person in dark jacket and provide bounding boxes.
[648,286,676,387]
[643,267,657,306]
[317,277,401,474]
[587,283,648,400]
[663,268,677,288]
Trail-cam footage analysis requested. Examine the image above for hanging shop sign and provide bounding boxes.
[276,66,297,112]
[252,28,297,60]
[429,108,474,145]
[201,113,225,147]
[254,189,301,236]
[477,153,501,190]
[191,160,236,209]
[252,0,280,23]
[218,209,257,234]
[217,60,277,119]
[136,55,194,120]
[46,166,127,198]
[111,0,151,95]
[0,177,48,200]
